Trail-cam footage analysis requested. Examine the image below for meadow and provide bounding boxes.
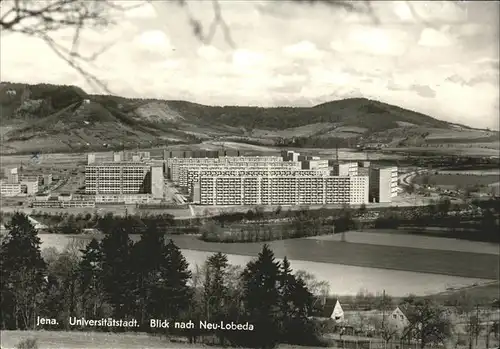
[309,230,500,255]
[0,330,331,349]
[413,173,500,188]
[38,232,496,296]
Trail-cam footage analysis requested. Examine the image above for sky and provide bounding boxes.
[1,0,499,130]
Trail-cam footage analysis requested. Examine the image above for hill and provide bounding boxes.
[0,81,497,154]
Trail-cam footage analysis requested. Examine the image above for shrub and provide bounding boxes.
[16,338,38,349]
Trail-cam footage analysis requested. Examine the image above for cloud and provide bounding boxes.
[330,26,411,56]
[232,49,266,69]
[386,80,436,98]
[411,85,436,98]
[446,72,497,86]
[283,41,323,60]
[134,30,173,52]
[418,28,453,47]
[196,45,222,61]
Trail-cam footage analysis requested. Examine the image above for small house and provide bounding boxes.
[389,306,410,331]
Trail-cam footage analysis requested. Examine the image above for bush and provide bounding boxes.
[16,338,38,349]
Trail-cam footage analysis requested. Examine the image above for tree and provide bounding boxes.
[437,198,452,217]
[44,248,81,329]
[279,258,315,345]
[202,252,230,344]
[0,213,47,330]
[78,238,105,320]
[203,252,229,321]
[449,291,482,349]
[279,257,296,336]
[150,240,192,322]
[358,203,367,216]
[294,270,330,308]
[241,244,282,348]
[100,225,135,320]
[129,226,166,326]
[401,298,452,349]
[370,314,401,345]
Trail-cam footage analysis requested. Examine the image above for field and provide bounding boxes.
[0,146,403,168]
[38,231,498,296]
[436,169,500,176]
[383,146,500,157]
[413,173,500,188]
[431,281,500,300]
[0,330,327,349]
[180,249,490,296]
[309,230,500,255]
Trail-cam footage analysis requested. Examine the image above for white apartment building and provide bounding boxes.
[331,162,359,176]
[32,199,96,208]
[113,151,123,162]
[0,181,22,197]
[369,167,398,203]
[20,178,39,195]
[167,156,297,185]
[193,175,369,206]
[85,162,164,199]
[176,161,302,187]
[124,151,150,161]
[281,150,300,162]
[34,193,50,201]
[3,167,19,183]
[187,168,330,194]
[94,193,152,204]
[41,174,53,186]
[301,159,329,171]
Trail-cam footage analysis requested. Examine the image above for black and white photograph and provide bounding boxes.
[0,1,499,348]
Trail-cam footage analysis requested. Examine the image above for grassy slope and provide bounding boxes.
[2,82,496,154]
[0,331,323,349]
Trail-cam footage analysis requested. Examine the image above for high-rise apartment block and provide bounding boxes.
[0,182,22,197]
[281,150,300,162]
[166,156,293,186]
[87,154,96,165]
[193,175,369,206]
[187,168,329,194]
[150,165,164,199]
[357,161,371,176]
[124,151,150,161]
[113,151,123,162]
[331,162,359,176]
[163,149,230,160]
[42,174,53,186]
[85,162,163,198]
[1,167,21,197]
[3,167,19,184]
[369,167,398,203]
[301,159,329,171]
[20,177,39,195]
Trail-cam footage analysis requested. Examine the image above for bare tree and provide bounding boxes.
[1,0,122,91]
[449,291,482,349]
[294,270,330,306]
[402,298,453,349]
[13,267,44,330]
[369,315,401,346]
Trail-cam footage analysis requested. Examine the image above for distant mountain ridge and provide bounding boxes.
[0,81,496,154]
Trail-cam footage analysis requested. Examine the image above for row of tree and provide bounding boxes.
[2,213,496,348]
[0,213,323,348]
